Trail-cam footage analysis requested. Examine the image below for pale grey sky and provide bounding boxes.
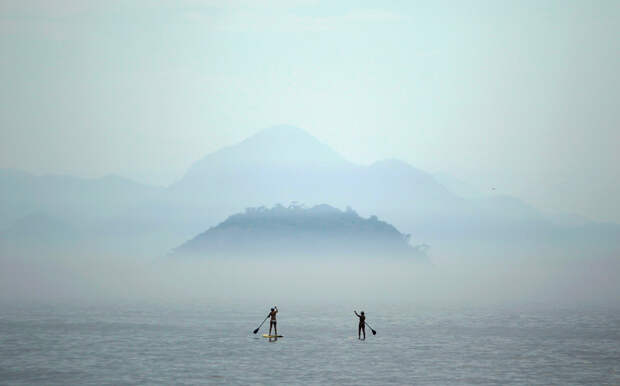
[1,0,619,222]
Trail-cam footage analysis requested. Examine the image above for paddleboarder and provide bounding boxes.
[354,310,366,340]
[269,306,278,336]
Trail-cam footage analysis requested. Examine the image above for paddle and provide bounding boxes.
[364,321,377,336]
[253,314,270,334]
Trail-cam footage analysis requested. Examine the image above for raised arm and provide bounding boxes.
[274,306,278,314]
[354,311,360,317]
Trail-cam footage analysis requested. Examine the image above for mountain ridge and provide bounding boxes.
[1,125,618,257]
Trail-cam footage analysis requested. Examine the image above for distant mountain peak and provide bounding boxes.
[174,125,352,189]
[236,124,338,156]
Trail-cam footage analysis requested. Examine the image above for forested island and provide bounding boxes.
[173,204,428,259]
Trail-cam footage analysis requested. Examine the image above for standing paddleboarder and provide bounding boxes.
[354,310,366,340]
[269,306,278,336]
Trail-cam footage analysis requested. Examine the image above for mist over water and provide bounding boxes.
[2,238,619,385]
[2,248,618,309]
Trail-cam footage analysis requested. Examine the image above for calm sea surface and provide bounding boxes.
[1,303,619,385]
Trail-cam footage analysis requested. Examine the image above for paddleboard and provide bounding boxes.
[262,334,283,338]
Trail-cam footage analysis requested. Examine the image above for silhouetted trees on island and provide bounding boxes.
[174,204,428,259]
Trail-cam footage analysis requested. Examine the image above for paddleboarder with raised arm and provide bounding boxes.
[269,306,278,336]
[354,310,366,340]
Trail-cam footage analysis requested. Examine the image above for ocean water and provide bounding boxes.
[1,303,619,385]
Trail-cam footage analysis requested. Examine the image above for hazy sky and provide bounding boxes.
[1,0,618,222]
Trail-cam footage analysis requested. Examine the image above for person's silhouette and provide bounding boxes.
[354,310,366,340]
[269,306,278,336]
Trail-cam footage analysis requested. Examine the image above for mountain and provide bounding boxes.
[175,125,351,189]
[169,125,357,213]
[2,125,619,258]
[432,172,487,199]
[167,126,547,244]
[169,126,462,236]
[173,204,428,259]
[0,170,174,256]
[0,169,162,228]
